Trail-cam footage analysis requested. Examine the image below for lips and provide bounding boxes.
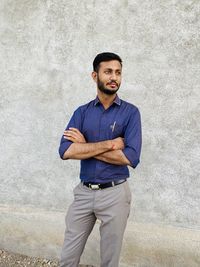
[107,82,117,87]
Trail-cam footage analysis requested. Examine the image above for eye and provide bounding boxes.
[105,70,111,74]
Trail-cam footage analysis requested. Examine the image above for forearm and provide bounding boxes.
[94,150,131,166]
[62,140,113,160]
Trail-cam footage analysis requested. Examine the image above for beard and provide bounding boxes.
[97,76,120,95]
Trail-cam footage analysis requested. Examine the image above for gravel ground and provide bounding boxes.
[0,250,94,267]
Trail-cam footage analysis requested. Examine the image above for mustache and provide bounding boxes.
[107,80,118,85]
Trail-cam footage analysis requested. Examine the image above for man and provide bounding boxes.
[58,52,142,267]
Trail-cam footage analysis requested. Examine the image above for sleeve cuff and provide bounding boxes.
[59,141,72,159]
[123,147,140,168]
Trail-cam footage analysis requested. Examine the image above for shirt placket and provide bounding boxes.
[94,107,113,181]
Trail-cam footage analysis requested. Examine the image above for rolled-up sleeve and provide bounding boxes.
[58,108,82,159]
[122,108,142,168]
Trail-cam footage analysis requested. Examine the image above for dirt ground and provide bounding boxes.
[0,250,94,267]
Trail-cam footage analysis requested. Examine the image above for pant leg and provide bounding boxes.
[60,183,96,267]
[95,181,132,267]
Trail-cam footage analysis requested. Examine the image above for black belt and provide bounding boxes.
[83,179,126,190]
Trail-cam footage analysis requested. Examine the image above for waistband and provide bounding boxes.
[82,179,126,190]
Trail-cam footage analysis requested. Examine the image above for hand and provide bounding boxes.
[63,128,86,143]
[111,137,125,150]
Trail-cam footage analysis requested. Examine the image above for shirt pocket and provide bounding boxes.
[111,123,124,138]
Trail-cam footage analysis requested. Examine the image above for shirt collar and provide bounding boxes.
[94,95,121,106]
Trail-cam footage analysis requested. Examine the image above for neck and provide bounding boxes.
[97,90,117,109]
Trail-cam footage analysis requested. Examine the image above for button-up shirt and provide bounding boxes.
[59,95,142,183]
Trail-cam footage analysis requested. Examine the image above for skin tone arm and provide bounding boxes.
[94,150,130,165]
[63,128,131,166]
[63,139,114,160]
[62,128,124,160]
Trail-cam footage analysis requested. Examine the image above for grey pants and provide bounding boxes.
[60,181,132,267]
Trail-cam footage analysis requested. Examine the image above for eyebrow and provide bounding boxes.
[104,68,121,71]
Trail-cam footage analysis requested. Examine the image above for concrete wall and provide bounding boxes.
[0,0,200,266]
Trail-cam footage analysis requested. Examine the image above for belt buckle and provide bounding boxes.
[89,184,100,190]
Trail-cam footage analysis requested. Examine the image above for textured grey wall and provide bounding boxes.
[1,0,200,266]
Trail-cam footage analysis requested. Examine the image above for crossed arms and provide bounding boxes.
[62,127,131,166]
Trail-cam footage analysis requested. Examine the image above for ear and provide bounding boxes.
[91,71,97,83]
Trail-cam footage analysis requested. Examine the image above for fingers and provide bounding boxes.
[65,136,76,142]
[64,128,83,137]
[68,127,81,133]
[112,137,125,150]
[63,130,78,138]
[63,132,81,143]
[63,128,86,143]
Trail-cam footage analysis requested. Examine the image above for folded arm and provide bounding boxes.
[61,128,130,165]
[94,150,131,166]
[59,107,141,168]
[62,140,113,160]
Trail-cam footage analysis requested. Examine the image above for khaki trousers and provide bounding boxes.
[60,181,132,267]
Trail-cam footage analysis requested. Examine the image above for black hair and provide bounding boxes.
[93,52,122,72]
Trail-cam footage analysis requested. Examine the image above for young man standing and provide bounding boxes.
[58,52,142,267]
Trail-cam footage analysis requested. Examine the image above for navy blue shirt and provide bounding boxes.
[59,95,142,183]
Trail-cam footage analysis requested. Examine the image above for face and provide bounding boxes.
[92,60,122,95]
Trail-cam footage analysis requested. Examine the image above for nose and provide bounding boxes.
[110,72,117,81]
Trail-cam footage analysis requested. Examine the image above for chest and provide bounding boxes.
[81,106,128,141]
